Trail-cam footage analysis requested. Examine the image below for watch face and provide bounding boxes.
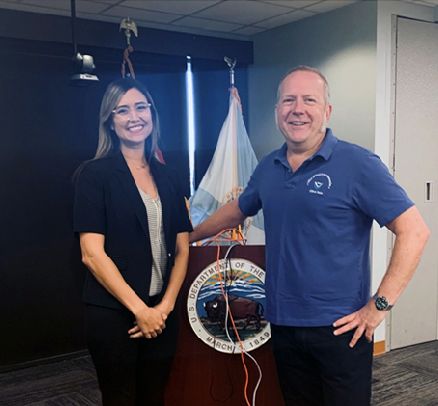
[375,296,389,311]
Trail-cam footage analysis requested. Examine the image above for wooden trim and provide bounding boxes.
[0,350,89,373]
[374,340,386,356]
[0,8,253,63]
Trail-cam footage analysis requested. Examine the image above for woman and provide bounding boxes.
[73,78,191,405]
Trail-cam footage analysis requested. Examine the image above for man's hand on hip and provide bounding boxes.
[332,300,386,348]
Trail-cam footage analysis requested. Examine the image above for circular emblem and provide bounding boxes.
[187,258,270,354]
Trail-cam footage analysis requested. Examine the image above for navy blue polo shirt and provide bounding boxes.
[239,129,413,326]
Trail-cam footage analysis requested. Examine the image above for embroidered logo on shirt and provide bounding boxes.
[307,173,332,195]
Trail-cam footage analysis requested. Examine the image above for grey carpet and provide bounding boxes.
[372,340,438,406]
[0,356,101,405]
[1,340,437,405]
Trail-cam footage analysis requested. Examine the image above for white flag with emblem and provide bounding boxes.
[190,88,265,244]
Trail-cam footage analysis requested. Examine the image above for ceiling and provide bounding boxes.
[0,0,437,40]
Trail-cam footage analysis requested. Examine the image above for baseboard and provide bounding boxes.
[374,340,386,356]
[1,342,388,373]
[0,349,89,374]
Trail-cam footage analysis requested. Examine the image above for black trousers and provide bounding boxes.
[85,302,178,406]
[271,324,373,406]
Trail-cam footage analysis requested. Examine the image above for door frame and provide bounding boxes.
[374,1,436,352]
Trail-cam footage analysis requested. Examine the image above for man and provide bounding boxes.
[190,66,429,405]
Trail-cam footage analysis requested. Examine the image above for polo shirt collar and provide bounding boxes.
[274,128,338,167]
[316,128,338,160]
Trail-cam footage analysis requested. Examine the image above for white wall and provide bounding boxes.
[247,0,436,345]
[248,0,377,157]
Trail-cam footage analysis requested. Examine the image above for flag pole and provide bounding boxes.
[189,55,264,245]
[224,57,244,244]
[224,56,236,88]
[120,17,138,78]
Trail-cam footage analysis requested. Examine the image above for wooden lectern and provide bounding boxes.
[165,245,285,406]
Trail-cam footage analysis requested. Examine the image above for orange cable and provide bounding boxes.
[202,227,246,246]
[213,236,251,406]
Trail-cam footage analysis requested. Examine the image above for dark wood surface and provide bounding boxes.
[0,30,247,367]
[0,8,253,63]
[165,245,285,406]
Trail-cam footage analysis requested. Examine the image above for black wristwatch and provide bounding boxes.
[373,294,393,311]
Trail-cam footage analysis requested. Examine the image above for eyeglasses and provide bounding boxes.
[112,102,151,117]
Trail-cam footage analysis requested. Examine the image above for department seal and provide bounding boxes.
[187,258,270,354]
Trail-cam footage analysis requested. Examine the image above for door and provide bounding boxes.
[390,17,438,349]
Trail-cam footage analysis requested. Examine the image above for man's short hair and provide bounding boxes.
[277,65,330,103]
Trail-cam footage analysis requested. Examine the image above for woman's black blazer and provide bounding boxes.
[73,152,192,309]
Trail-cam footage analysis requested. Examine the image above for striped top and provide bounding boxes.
[137,188,167,296]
